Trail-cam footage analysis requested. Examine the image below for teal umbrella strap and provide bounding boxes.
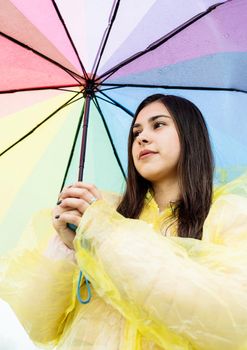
[77,270,92,304]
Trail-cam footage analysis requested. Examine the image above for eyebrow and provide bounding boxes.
[133,114,171,129]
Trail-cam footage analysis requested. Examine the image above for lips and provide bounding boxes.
[138,149,158,159]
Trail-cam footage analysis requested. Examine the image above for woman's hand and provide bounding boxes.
[52,182,102,250]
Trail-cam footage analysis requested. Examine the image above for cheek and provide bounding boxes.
[164,131,180,160]
[173,135,181,156]
[131,142,137,159]
[131,143,140,169]
[174,144,181,166]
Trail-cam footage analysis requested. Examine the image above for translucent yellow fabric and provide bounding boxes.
[1,177,247,349]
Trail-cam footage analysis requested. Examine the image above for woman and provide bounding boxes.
[1,94,247,350]
[54,94,213,242]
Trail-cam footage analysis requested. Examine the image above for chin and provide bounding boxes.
[138,172,161,182]
[138,167,178,183]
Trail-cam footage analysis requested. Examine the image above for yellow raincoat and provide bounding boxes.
[1,175,247,350]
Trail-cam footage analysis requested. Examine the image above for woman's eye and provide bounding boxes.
[133,130,141,138]
[154,122,165,129]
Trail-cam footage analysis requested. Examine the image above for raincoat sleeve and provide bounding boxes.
[0,190,121,348]
[0,209,79,348]
[74,183,247,349]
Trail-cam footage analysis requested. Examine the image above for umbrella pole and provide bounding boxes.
[78,94,91,182]
[76,93,93,305]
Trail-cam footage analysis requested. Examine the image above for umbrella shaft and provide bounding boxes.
[78,95,91,181]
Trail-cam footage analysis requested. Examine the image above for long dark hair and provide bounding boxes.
[117,94,214,240]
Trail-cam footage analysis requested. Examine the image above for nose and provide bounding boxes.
[136,133,150,145]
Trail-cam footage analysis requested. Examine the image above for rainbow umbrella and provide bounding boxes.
[0,0,247,254]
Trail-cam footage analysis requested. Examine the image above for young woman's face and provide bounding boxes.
[131,101,181,183]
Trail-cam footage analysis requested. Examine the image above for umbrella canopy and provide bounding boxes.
[0,0,247,254]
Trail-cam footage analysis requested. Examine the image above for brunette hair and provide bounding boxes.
[117,94,214,239]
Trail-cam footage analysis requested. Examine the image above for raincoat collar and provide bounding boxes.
[140,190,177,236]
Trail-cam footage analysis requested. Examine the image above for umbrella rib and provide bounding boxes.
[66,95,84,106]
[100,83,247,94]
[60,102,85,191]
[58,87,80,92]
[0,84,81,95]
[0,31,84,85]
[51,0,88,78]
[97,90,134,117]
[100,85,126,92]
[93,97,126,179]
[94,94,120,107]
[97,1,227,83]
[58,87,82,94]
[0,92,81,157]
[95,93,134,115]
[91,0,120,80]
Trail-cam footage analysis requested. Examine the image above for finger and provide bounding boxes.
[73,182,103,200]
[57,184,73,201]
[53,201,82,216]
[58,212,81,227]
[52,209,81,233]
[52,207,81,220]
[59,187,99,206]
[58,187,76,201]
[59,197,90,214]
[59,187,86,200]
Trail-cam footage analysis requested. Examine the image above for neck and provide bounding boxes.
[152,177,181,212]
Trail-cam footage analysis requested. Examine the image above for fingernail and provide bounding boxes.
[57,200,62,205]
[55,215,60,219]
